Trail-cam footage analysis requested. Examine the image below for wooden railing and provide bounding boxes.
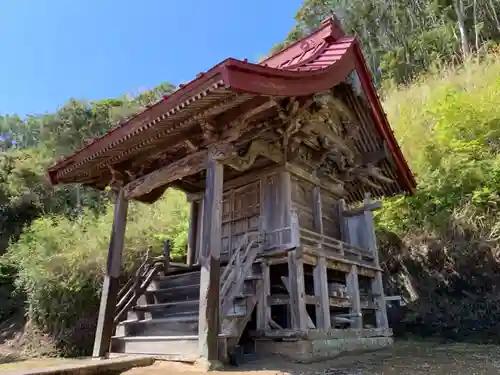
[263,211,300,250]
[299,228,374,260]
[220,231,262,316]
[114,241,171,325]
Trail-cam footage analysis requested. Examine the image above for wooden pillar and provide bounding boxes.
[187,201,199,266]
[198,157,224,362]
[93,189,129,358]
[345,265,362,329]
[287,251,308,330]
[313,257,331,329]
[312,185,331,329]
[364,197,389,329]
[256,261,271,330]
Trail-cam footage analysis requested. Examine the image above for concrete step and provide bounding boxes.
[110,335,200,360]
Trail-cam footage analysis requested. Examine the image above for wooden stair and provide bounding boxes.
[111,237,263,361]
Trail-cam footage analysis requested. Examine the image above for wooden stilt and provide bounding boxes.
[198,157,224,362]
[345,265,362,329]
[287,251,308,330]
[256,261,271,330]
[311,184,331,329]
[313,256,331,329]
[93,189,129,358]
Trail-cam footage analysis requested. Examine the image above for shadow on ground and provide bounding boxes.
[122,340,500,375]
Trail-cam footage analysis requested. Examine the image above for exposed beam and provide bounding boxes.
[123,150,208,199]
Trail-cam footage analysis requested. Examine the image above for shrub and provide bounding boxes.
[3,188,189,355]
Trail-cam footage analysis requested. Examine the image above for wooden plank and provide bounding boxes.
[313,256,331,329]
[198,156,224,361]
[93,189,129,358]
[285,162,345,197]
[124,150,208,200]
[345,265,362,329]
[302,245,380,271]
[256,261,271,330]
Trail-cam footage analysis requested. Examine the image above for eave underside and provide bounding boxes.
[53,81,412,204]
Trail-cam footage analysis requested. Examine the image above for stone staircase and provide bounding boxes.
[110,237,263,361]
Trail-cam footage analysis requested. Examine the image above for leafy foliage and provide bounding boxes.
[377,55,500,341]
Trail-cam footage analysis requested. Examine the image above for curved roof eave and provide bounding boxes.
[47,16,416,197]
[47,44,358,185]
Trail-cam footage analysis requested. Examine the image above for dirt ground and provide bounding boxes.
[122,340,500,375]
[1,340,500,374]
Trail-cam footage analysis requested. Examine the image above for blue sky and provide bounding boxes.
[0,0,303,117]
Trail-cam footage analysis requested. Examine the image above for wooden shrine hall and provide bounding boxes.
[47,17,416,365]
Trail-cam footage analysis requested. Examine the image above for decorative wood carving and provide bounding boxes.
[224,139,283,172]
[200,120,218,142]
[107,165,127,189]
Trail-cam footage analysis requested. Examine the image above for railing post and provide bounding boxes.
[163,239,171,275]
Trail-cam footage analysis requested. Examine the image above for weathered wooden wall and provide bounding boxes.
[191,167,298,263]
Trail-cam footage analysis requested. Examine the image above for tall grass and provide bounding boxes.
[378,54,500,341]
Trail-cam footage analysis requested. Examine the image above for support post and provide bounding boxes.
[312,184,331,329]
[313,257,331,329]
[256,261,271,330]
[93,189,129,358]
[187,201,199,266]
[287,251,308,330]
[364,196,389,329]
[198,157,224,363]
[345,265,362,329]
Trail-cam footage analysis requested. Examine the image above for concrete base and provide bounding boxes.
[194,358,224,372]
[6,356,155,375]
[254,328,393,363]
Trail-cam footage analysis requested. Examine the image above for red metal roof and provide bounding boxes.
[47,16,416,195]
